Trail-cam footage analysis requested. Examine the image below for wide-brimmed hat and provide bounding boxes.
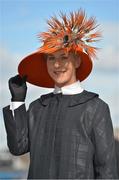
[18,9,101,88]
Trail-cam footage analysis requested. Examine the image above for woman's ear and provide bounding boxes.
[75,56,81,68]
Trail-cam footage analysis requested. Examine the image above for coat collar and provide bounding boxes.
[39,90,99,107]
[68,90,99,106]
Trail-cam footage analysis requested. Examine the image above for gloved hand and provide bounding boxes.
[8,74,27,101]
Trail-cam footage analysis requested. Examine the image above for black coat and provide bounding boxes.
[3,90,118,179]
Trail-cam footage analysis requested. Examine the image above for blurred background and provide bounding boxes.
[0,0,119,178]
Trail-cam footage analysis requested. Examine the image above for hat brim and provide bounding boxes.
[18,51,92,88]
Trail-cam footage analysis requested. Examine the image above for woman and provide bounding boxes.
[3,10,118,179]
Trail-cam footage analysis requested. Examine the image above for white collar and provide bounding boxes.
[53,80,84,95]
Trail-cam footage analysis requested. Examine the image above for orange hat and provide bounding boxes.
[18,9,101,88]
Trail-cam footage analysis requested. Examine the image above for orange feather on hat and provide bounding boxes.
[38,9,101,59]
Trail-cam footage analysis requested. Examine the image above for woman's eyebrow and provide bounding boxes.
[60,53,67,56]
[48,55,54,57]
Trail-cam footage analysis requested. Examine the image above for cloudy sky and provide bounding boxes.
[0,0,119,150]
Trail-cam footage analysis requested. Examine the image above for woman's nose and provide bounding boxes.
[54,59,61,68]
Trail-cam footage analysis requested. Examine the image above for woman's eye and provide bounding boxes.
[61,56,68,60]
[48,57,55,61]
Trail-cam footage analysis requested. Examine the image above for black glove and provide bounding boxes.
[8,74,27,101]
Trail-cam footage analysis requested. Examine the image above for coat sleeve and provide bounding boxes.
[3,104,30,156]
[92,101,118,179]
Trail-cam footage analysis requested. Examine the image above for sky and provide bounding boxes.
[0,0,119,150]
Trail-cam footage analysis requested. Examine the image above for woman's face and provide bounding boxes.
[46,49,81,87]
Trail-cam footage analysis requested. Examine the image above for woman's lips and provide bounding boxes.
[54,71,66,75]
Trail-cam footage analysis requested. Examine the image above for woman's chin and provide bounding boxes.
[54,79,67,87]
